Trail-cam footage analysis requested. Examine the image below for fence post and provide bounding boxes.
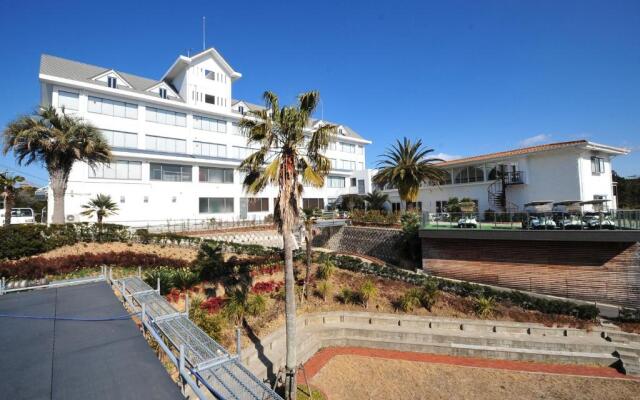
[138,266,142,278]
[141,303,147,334]
[157,277,161,294]
[179,344,186,395]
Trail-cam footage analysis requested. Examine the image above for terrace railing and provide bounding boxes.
[422,209,640,231]
[102,217,273,234]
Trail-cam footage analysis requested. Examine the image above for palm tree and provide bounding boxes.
[364,190,389,211]
[239,90,336,400]
[0,172,25,226]
[373,138,445,211]
[3,106,111,224]
[81,193,119,224]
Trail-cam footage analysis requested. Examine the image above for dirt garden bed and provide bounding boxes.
[308,354,640,400]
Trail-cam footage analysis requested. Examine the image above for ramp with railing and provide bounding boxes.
[114,276,282,400]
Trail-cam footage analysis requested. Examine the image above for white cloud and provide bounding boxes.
[432,152,462,161]
[519,134,552,147]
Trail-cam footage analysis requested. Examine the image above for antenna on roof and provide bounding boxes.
[202,16,206,51]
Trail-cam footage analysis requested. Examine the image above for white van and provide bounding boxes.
[0,208,36,224]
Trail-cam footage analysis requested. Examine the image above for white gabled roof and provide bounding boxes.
[162,48,242,81]
[91,69,133,88]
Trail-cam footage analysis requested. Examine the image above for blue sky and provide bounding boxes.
[1,0,639,185]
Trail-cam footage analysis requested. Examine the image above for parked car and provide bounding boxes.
[0,208,36,224]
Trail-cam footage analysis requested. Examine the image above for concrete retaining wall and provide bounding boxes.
[241,311,639,382]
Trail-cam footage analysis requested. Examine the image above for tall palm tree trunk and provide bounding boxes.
[282,230,297,399]
[303,234,311,300]
[50,170,68,224]
[3,193,13,226]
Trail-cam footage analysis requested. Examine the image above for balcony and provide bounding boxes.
[501,171,525,185]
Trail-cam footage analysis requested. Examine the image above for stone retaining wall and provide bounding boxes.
[312,226,405,265]
[241,311,639,382]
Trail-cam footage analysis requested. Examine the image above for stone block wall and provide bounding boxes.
[422,238,640,308]
[312,226,404,265]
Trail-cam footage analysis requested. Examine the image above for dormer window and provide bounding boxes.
[238,106,244,114]
[107,76,117,88]
[159,88,167,99]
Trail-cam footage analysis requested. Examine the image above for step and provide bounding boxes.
[321,324,616,354]
[336,335,617,366]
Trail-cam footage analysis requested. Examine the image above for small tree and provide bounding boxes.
[0,172,25,226]
[224,287,267,327]
[475,295,496,318]
[364,190,389,211]
[80,193,119,224]
[359,279,378,309]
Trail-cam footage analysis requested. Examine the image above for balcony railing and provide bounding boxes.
[500,171,525,185]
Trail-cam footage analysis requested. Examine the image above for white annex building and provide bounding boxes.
[382,140,630,214]
[39,49,373,224]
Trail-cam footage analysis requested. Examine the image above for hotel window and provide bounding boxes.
[101,130,137,149]
[339,160,356,170]
[88,96,138,119]
[193,115,227,133]
[231,122,243,135]
[58,91,79,110]
[327,176,345,188]
[193,141,226,158]
[406,202,423,211]
[591,156,605,175]
[329,141,337,151]
[391,202,401,212]
[329,158,337,169]
[350,178,357,187]
[436,200,448,213]
[247,198,269,212]
[199,197,234,213]
[199,167,234,183]
[303,198,324,210]
[238,106,244,114]
[145,135,186,154]
[150,163,192,182]
[357,162,364,171]
[89,160,141,180]
[205,94,216,105]
[357,145,364,154]
[340,142,356,153]
[454,166,484,184]
[232,146,257,159]
[159,88,167,99]
[146,107,186,126]
[107,76,117,88]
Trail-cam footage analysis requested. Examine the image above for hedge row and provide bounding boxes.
[0,223,280,261]
[327,254,600,320]
[0,251,189,280]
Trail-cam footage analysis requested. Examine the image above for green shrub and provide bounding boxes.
[194,242,228,281]
[337,287,359,304]
[316,259,336,280]
[419,279,440,310]
[399,289,422,312]
[188,295,226,341]
[475,295,497,318]
[172,268,199,290]
[359,279,378,308]
[144,268,175,295]
[315,280,332,302]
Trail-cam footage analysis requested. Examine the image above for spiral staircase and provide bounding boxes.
[488,171,525,212]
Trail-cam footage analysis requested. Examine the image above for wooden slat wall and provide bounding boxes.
[422,239,640,308]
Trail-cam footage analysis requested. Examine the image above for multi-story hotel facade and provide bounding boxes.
[39,49,372,224]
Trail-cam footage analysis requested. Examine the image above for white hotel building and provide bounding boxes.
[39,49,373,224]
[381,140,630,214]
